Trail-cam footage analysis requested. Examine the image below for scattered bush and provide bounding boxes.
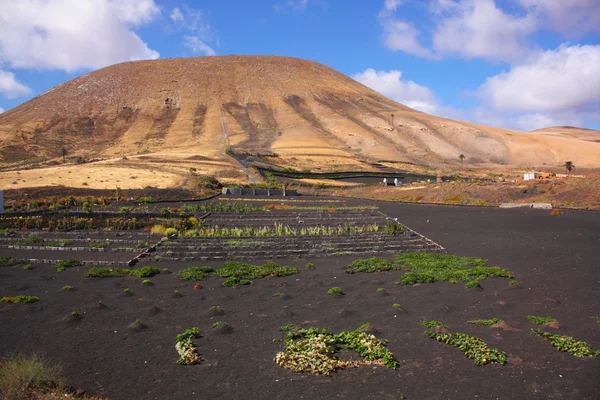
[274,323,397,375]
[197,175,222,190]
[213,261,299,288]
[177,266,214,281]
[84,265,160,278]
[0,256,19,267]
[175,327,201,365]
[527,316,558,325]
[327,287,344,295]
[164,227,178,237]
[346,257,397,274]
[509,280,519,286]
[129,266,161,278]
[383,221,404,235]
[1,295,40,304]
[376,288,385,293]
[305,263,315,269]
[532,329,599,358]
[0,353,64,399]
[142,279,153,285]
[22,264,33,270]
[468,318,503,326]
[425,330,507,365]
[420,320,444,328]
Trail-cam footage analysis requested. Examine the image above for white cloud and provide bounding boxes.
[183,36,216,56]
[0,107,4,114]
[0,69,32,98]
[478,44,600,113]
[170,7,184,22]
[431,0,536,62]
[0,0,160,72]
[384,0,403,11]
[379,17,436,59]
[353,68,438,113]
[518,0,600,35]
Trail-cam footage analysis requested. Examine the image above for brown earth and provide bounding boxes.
[1,56,600,191]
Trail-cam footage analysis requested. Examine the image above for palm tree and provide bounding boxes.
[564,161,574,173]
[61,147,67,163]
[459,154,465,165]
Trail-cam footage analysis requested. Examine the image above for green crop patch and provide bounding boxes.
[175,327,202,365]
[425,330,507,365]
[420,320,444,328]
[468,318,503,326]
[1,295,40,304]
[527,316,558,325]
[274,323,397,375]
[532,329,599,358]
[345,257,398,274]
[394,252,513,289]
[214,261,299,288]
[55,258,83,272]
[177,266,215,281]
[84,266,161,278]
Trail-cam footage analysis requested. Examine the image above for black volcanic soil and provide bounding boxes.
[0,201,599,400]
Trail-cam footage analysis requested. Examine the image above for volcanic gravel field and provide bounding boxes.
[0,197,599,400]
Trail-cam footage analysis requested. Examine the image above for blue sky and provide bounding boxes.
[0,0,599,131]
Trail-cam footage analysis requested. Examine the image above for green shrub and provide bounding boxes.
[420,320,444,328]
[383,221,404,235]
[62,285,73,291]
[0,256,19,267]
[214,261,299,287]
[175,327,201,365]
[392,303,400,308]
[129,266,161,278]
[509,280,519,286]
[142,279,153,285]
[197,175,222,190]
[70,311,80,318]
[273,292,284,297]
[1,295,40,304]
[279,324,298,331]
[84,267,129,278]
[164,227,178,237]
[527,316,558,325]
[376,288,385,293]
[532,329,599,357]
[211,321,228,328]
[327,287,344,295]
[177,266,214,281]
[22,264,33,270]
[305,263,315,269]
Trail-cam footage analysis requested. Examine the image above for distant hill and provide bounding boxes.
[1,55,599,189]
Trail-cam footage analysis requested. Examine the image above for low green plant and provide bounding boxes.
[142,279,153,285]
[84,266,160,278]
[509,280,519,286]
[164,227,178,237]
[70,311,80,318]
[532,329,599,357]
[279,324,298,331]
[1,295,40,304]
[327,287,344,295]
[177,266,214,281]
[124,288,131,293]
[274,323,397,375]
[395,252,513,289]
[273,292,284,297]
[595,316,600,324]
[527,316,558,325]
[136,240,150,248]
[175,327,201,365]
[420,320,444,328]
[62,285,73,291]
[346,257,397,274]
[22,264,33,270]
[425,330,507,365]
[55,258,82,272]
[305,263,315,269]
[211,321,228,328]
[0,256,19,267]
[383,220,404,235]
[88,241,110,249]
[209,305,221,311]
[468,318,503,326]
[129,266,161,278]
[376,288,385,293]
[392,303,400,308]
[135,319,143,324]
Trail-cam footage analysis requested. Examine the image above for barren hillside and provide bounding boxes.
[1,55,599,189]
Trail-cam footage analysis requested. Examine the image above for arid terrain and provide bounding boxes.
[0,56,599,192]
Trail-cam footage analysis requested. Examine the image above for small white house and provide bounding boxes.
[523,172,539,181]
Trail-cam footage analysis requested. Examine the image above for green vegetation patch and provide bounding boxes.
[214,261,299,288]
[55,258,83,272]
[1,295,40,304]
[395,252,513,289]
[420,320,444,328]
[84,266,161,278]
[468,318,503,326]
[532,329,599,358]
[527,315,558,325]
[177,266,215,281]
[0,256,24,268]
[346,257,398,274]
[274,323,397,375]
[327,287,344,295]
[175,327,202,365]
[0,353,64,399]
[425,330,507,365]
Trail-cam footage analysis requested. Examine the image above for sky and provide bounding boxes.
[0,0,599,131]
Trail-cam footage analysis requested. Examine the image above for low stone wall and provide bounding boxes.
[221,188,298,196]
[499,203,553,209]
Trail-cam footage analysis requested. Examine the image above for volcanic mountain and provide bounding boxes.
[0,55,598,188]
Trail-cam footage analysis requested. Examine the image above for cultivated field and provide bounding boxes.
[0,197,598,399]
